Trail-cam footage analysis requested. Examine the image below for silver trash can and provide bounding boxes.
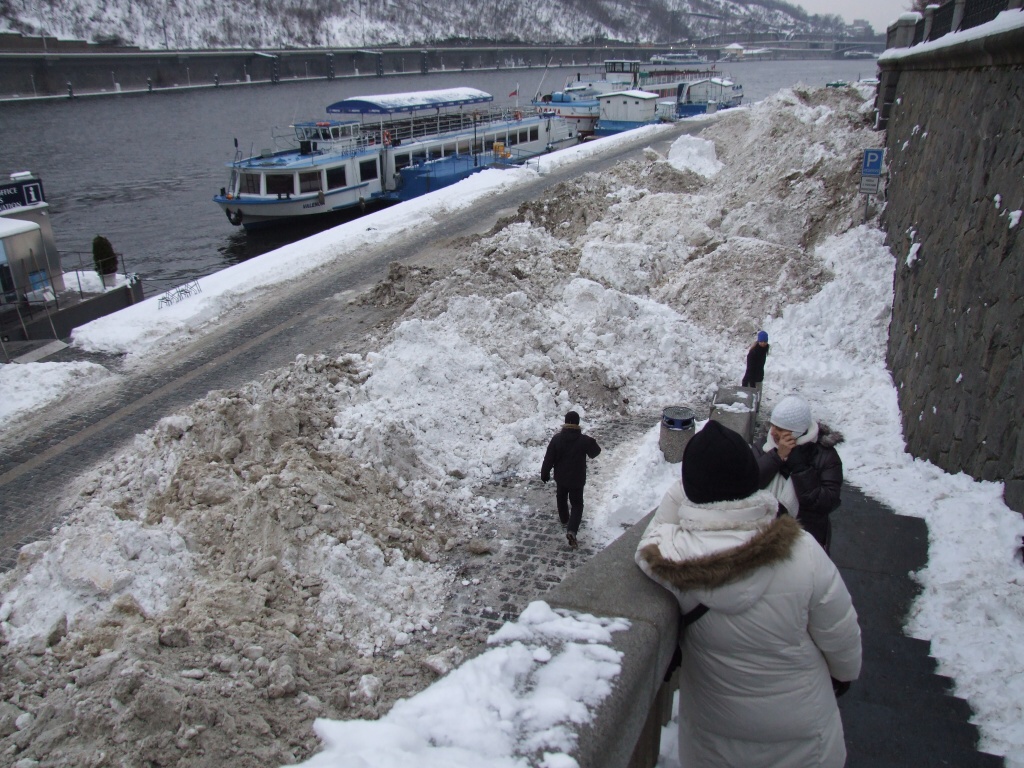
[659,406,696,463]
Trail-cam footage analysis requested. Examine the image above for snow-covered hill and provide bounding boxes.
[1,0,848,50]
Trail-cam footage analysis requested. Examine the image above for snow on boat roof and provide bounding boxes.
[327,88,493,115]
[598,90,661,100]
[0,216,41,238]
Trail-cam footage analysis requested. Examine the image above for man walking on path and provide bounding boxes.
[541,411,601,550]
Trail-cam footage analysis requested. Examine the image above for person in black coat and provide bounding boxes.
[541,411,601,550]
[742,330,770,388]
[755,394,844,553]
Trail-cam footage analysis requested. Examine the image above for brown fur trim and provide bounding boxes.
[638,515,804,592]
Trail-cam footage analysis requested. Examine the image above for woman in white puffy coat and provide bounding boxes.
[635,420,861,768]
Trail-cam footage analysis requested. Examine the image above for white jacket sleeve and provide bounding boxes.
[806,540,862,682]
[634,481,705,611]
[635,480,686,571]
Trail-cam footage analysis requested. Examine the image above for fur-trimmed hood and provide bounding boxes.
[817,422,844,450]
[635,483,804,614]
[638,515,803,593]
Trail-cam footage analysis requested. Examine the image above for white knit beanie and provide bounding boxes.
[769,395,813,434]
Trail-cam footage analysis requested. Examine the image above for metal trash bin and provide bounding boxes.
[710,386,757,444]
[659,406,696,463]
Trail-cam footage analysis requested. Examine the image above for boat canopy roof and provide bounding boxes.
[327,88,493,115]
[598,89,660,100]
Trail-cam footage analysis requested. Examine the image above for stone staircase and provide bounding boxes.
[833,484,1004,768]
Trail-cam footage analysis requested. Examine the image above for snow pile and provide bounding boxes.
[0,361,115,426]
[0,354,463,765]
[666,134,722,177]
[303,602,628,768]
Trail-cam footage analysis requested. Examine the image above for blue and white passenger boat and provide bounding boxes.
[214,87,578,228]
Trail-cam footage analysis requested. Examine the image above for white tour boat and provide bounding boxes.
[214,87,578,228]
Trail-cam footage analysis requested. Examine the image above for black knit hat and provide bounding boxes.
[682,420,759,504]
[565,411,580,425]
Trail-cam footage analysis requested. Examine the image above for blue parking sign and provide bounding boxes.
[862,148,884,176]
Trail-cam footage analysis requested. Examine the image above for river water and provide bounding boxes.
[0,59,875,292]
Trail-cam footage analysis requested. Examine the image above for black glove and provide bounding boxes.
[786,443,814,474]
[541,473,550,483]
[831,677,851,697]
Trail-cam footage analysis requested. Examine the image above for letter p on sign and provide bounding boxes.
[862,149,884,176]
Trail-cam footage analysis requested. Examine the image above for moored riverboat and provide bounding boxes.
[534,59,742,136]
[214,87,578,228]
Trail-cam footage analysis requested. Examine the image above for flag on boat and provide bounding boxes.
[509,85,519,97]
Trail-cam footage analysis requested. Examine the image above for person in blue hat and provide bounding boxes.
[742,330,770,388]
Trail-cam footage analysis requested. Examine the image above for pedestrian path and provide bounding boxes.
[833,484,1004,767]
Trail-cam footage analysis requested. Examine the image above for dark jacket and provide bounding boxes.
[743,343,769,385]
[541,426,601,488]
[755,422,843,547]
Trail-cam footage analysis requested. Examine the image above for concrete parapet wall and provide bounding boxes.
[546,513,680,768]
[879,24,1024,511]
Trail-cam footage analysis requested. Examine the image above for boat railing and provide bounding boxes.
[638,69,719,86]
[364,106,535,146]
[260,125,370,157]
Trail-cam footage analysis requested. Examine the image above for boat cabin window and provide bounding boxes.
[359,159,379,182]
[326,166,347,190]
[240,173,261,195]
[530,127,539,141]
[473,139,483,153]
[519,129,529,143]
[508,132,519,146]
[299,171,322,193]
[458,140,470,154]
[266,173,295,196]
[412,151,427,165]
[443,143,456,158]
[394,153,411,172]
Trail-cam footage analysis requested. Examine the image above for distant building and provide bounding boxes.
[847,19,877,37]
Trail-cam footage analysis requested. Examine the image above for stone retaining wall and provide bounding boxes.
[879,22,1024,511]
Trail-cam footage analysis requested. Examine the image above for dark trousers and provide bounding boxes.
[556,484,585,534]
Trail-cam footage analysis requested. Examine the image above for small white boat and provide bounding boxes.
[532,59,731,136]
[592,71,744,135]
[672,76,744,117]
[649,51,709,67]
[214,88,578,228]
[593,90,664,136]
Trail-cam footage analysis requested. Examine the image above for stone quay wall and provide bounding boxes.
[0,44,643,99]
[879,18,1024,511]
